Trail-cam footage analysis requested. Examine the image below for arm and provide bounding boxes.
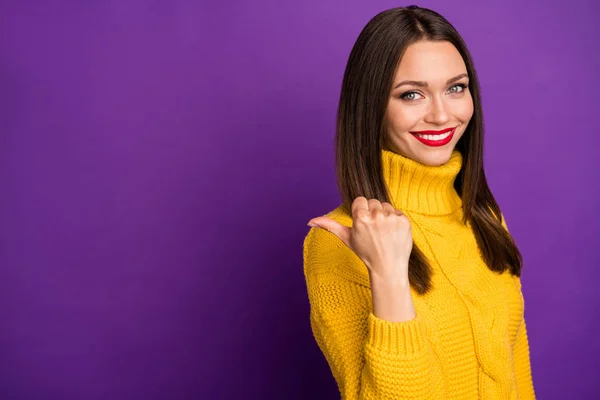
[499,212,536,399]
[304,228,445,400]
[513,315,536,399]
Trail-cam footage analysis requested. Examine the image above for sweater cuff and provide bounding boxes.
[366,312,429,355]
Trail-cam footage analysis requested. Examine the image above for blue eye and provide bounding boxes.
[448,83,467,93]
[399,83,468,101]
[400,91,423,101]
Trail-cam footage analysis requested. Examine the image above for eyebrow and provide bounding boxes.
[393,73,469,89]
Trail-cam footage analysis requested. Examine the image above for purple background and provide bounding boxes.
[1,1,598,399]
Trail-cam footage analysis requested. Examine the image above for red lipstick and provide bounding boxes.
[410,127,456,147]
[409,127,455,135]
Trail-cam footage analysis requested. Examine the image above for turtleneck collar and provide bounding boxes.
[380,148,463,216]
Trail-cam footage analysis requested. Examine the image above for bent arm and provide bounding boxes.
[304,233,446,400]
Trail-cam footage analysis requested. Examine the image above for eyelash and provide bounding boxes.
[400,83,468,101]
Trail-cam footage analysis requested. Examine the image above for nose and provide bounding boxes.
[424,95,450,126]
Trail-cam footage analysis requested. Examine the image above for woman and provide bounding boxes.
[303,5,535,400]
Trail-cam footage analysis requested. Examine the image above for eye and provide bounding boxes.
[399,91,424,101]
[448,83,467,94]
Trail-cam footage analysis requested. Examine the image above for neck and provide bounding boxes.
[380,148,463,216]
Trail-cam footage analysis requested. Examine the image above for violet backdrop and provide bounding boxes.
[1,0,598,399]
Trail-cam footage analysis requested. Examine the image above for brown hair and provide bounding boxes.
[335,5,522,294]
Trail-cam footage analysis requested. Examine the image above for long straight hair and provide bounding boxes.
[335,5,522,294]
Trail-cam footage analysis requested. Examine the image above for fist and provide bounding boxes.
[308,196,413,283]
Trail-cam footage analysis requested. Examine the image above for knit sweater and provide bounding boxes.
[303,148,535,399]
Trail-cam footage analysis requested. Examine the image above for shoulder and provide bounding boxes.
[302,205,370,287]
[303,205,351,265]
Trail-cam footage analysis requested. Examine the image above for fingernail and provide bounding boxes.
[307,222,317,227]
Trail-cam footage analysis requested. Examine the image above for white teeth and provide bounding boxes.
[415,130,452,141]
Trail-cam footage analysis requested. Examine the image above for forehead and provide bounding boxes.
[394,40,467,83]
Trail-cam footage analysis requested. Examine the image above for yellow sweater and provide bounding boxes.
[303,148,535,399]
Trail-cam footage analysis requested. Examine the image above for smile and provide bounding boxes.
[410,127,456,147]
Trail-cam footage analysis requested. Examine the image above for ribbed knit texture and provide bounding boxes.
[303,148,535,399]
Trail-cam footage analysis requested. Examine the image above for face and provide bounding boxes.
[384,40,474,166]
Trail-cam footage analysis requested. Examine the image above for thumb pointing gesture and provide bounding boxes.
[307,197,412,283]
[307,217,351,249]
[308,216,352,248]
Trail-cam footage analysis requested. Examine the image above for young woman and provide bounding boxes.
[303,5,535,400]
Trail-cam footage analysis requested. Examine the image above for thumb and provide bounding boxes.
[307,216,351,248]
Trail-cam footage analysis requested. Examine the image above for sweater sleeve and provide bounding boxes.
[303,227,446,400]
[513,316,536,399]
[499,212,536,399]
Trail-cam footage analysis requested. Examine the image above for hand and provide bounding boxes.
[307,196,412,283]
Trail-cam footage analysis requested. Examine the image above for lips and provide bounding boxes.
[410,127,456,147]
[409,127,455,135]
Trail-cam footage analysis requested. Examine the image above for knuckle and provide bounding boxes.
[397,214,410,224]
[356,210,370,222]
[381,202,395,213]
[367,201,379,209]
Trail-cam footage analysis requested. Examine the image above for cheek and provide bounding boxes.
[454,96,474,121]
[388,105,422,132]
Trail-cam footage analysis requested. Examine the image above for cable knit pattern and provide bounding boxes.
[303,148,535,399]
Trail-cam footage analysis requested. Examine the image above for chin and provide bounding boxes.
[413,148,455,166]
